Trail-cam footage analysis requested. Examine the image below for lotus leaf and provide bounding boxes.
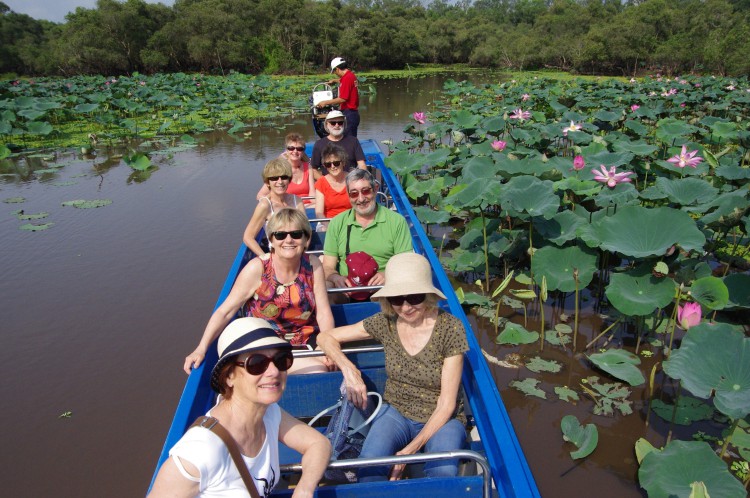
[561,415,598,459]
[412,205,450,225]
[496,323,539,345]
[723,273,750,309]
[16,211,49,220]
[460,156,500,181]
[534,211,588,246]
[3,197,26,203]
[634,438,658,465]
[594,182,640,208]
[584,376,633,416]
[481,116,506,133]
[407,177,445,201]
[73,103,100,113]
[454,289,491,307]
[385,150,425,176]
[442,248,485,272]
[61,199,113,209]
[715,164,750,180]
[526,356,562,373]
[639,440,746,498]
[663,322,750,420]
[26,121,53,135]
[612,139,659,157]
[443,178,503,210]
[624,119,648,136]
[588,349,645,386]
[582,206,706,258]
[697,190,749,228]
[500,176,560,219]
[586,150,634,168]
[531,245,598,292]
[451,109,481,131]
[605,267,677,316]
[545,332,571,347]
[555,386,579,402]
[690,276,729,311]
[510,378,546,399]
[554,178,600,196]
[723,419,750,461]
[653,177,719,206]
[708,121,739,142]
[655,117,699,143]
[651,396,715,425]
[19,223,54,231]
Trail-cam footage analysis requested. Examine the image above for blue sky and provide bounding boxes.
[5,0,175,24]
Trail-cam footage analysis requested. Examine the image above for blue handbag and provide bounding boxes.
[308,381,382,482]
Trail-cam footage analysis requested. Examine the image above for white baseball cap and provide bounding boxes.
[330,57,345,72]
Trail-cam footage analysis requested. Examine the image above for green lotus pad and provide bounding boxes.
[61,199,113,209]
[19,223,54,231]
[663,322,750,420]
[526,356,562,373]
[638,440,746,498]
[561,415,598,459]
[588,349,645,386]
[605,267,677,316]
[509,378,546,399]
[650,396,715,426]
[531,244,598,292]
[496,323,539,345]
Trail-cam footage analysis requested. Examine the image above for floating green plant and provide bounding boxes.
[61,199,113,209]
[560,415,598,460]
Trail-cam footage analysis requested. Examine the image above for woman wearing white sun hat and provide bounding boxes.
[151,317,330,498]
[317,252,470,482]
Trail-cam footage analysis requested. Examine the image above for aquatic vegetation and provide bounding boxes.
[560,415,598,460]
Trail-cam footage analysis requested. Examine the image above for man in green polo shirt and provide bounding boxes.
[322,169,413,302]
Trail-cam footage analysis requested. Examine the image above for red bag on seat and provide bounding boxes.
[345,251,379,301]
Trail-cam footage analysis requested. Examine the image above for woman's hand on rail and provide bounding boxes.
[183,349,205,374]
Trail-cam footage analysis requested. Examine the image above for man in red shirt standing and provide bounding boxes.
[317,57,360,137]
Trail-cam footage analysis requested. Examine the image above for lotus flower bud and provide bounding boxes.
[677,302,702,330]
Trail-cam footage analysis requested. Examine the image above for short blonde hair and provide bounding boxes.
[266,208,312,241]
[263,158,293,183]
[376,293,439,318]
[285,132,305,146]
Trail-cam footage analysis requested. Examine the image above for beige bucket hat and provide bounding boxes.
[371,252,446,300]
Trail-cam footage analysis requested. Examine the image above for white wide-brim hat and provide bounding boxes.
[371,252,447,300]
[210,317,291,392]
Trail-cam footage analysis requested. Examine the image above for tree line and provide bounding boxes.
[1,0,749,77]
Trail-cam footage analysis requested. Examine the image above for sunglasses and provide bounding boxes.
[235,350,294,375]
[387,293,427,306]
[271,229,306,241]
[323,160,342,168]
[348,186,374,199]
[286,146,305,152]
[328,121,345,127]
[267,175,291,182]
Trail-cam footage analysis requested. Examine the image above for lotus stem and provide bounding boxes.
[645,362,659,427]
[666,380,681,445]
[539,302,545,352]
[720,418,740,460]
[480,209,490,293]
[494,299,501,337]
[438,233,446,261]
[584,319,622,351]
[667,293,682,357]
[573,268,580,352]
[635,316,644,355]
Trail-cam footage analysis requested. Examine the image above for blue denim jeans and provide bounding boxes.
[358,403,467,482]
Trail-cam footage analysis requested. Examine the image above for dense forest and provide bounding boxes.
[1,0,749,77]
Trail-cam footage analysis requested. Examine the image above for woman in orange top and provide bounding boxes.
[258,133,315,205]
[314,144,351,231]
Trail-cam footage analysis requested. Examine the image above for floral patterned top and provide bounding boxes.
[362,311,469,423]
[244,253,318,346]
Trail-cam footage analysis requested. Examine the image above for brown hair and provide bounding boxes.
[215,362,237,398]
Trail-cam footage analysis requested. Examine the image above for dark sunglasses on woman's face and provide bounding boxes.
[328,121,345,127]
[267,175,291,182]
[323,160,342,168]
[286,146,305,152]
[235,350,294,375]
[387,293,427,306]
[271,229,306,241]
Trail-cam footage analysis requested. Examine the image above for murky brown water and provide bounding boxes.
[1,73,707,497]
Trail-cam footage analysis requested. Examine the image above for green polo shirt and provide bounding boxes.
[323,205,413,276]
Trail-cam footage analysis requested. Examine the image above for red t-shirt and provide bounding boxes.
[338,70,359,111]
[286,162,314,204]
[314,176,351,218]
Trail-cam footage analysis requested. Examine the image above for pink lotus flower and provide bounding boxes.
[726,85,735,91]
[412,112,426,124]
[491,140,507,152]
[573,155,585,171]
[667,145,703,169]
[563,121,582,136]
[140,81,146,86]
[677,302,701,330]
[592,165,635,188]
[680,103,686,107]
[509,108,531,121]
[522,93,530,101]
[630,104,640,112]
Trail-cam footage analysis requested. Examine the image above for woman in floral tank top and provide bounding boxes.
[185,209,334,375]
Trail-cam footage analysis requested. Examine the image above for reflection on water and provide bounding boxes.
[2,71,649,497]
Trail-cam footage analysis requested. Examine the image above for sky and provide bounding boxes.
[5,0,175,24]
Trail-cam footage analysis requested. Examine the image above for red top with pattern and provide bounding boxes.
[244,253,319,346]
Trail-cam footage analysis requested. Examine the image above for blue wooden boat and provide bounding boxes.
[149,139,540,498]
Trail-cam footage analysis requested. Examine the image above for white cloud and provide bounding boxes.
[4,0,174,24]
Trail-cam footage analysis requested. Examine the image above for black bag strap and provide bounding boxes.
[345,223,353,256]
[190,416,261,498]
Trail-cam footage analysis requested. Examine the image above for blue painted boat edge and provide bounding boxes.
[376,144,541,498]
